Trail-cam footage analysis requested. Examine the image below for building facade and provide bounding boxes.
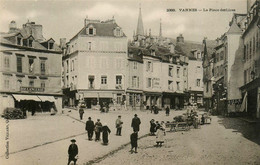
[240,0,260,118]
[62,18,128,109]
[0,21,62,114]
[188,50,204,106]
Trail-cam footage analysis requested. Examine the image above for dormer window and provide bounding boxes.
[151,50,155,56]
[23,39,27,46]
[86,25,96,36]
[29,39,33,47]
[114,27,122,37]
[17,37,22,45]
[49,42,54,50]
[89,28,94,35]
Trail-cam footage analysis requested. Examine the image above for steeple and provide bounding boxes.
[159,18,162,37]
[136,4,144,36]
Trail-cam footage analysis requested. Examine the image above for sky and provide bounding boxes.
[0,0,247,43]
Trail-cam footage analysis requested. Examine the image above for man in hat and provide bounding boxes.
[115,115,123,136]
[94,119,102,141]
[131,114,141,132]
[67,139,78,165]
[85,117,95,140]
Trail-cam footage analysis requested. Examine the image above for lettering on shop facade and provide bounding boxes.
[20,87,45,92]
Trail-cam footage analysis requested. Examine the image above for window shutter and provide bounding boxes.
[137,77,139,88]
[86,28,89,35]
[93,28,96,35]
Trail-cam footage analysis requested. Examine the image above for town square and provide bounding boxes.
[0,0,260,164]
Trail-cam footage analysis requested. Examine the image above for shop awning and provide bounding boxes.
[12,94,41,102]
[37,95,56,102]
[82,92,113,98]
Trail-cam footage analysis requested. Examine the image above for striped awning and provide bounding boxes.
[12,94,41,102]
[37,95,56,102]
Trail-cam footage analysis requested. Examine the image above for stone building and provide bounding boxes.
[62,17,127,109]
[131,7,189,110]
[212,13,247,115]
[0,21,62,114]
[240,0,260,118]
[188,49,204,106]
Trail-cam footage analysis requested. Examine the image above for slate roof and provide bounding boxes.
[72,21,126,40]
[0,31,61,52]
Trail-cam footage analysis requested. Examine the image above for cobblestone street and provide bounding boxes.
[1,108,260,165]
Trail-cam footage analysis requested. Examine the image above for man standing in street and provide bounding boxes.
[115,115,123,136]
[78,104,84,120]
[131,114,141,132]
[94,119,102,141]
[85,117,95,140]
[67,139,78,165]
[166,106,170,116]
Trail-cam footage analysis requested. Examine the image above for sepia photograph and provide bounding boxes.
[0,0,259,164]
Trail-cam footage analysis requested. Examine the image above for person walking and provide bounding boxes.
[150,119,156,136]
[67,139,78,165]
[79,105,84,120]
[131,114,141,132]
[94,119,102,141]
[166,106,170,116]
[102,123,111,145]
[130,131,138,153]
[161,121,166,135]
[115,115,123,136]
[85,117,95,140]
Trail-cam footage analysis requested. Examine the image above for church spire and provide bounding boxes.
[159,18,162,37]
[136,4,144,36]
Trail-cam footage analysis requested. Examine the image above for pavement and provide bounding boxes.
[0,108,186,165]
[93,114,260,165]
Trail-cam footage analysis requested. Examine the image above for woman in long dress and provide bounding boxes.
[156,127,165,147]
[102,123,111,145]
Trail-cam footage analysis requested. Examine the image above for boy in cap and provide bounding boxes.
[67,139,78,165]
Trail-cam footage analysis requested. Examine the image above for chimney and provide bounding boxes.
[9,20,17,32]
[176,34,184,43]
[84,16,88,27]
[22,22,44,41]
[60,38,66,49]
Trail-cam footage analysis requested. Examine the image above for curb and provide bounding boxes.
[84,133,150,165]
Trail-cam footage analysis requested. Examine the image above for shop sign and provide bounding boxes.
[20,87,44,92]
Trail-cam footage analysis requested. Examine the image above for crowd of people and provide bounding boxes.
[67,103,207,165]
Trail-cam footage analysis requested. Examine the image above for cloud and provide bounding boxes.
[74,2,136,20]
[0,8,18,31]
[25,10,43,20]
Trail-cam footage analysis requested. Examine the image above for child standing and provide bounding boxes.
[156,127,165,147]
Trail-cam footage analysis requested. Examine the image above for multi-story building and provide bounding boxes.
[240,0,260,118]
[0,21,62,114]
[213,13,247,115]
[62,18,127,109]
[188,49,204,106]
[131,7,188,110]
[127,46,143,109]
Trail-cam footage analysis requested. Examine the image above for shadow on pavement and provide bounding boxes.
[217,117,260,145]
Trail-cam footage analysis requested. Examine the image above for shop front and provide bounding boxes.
[240,78,260,118]
[11,94,61,114]
[143,91,162,110]
[80,90,124,109]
